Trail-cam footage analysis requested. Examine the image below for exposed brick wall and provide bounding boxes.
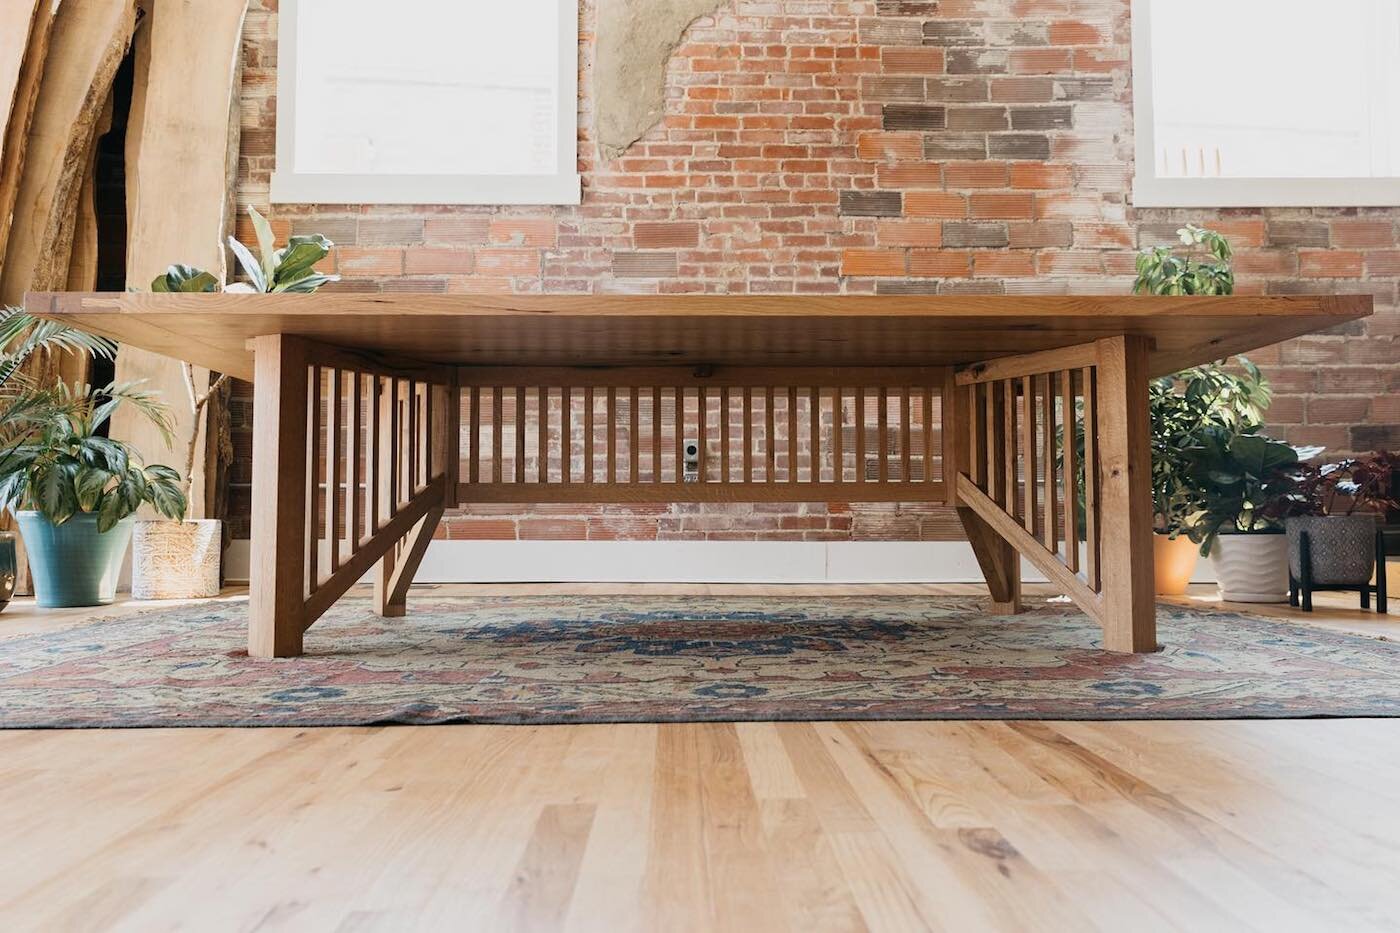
[225,0,1398,542]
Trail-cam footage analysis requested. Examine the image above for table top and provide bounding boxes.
[28,292,1372,383]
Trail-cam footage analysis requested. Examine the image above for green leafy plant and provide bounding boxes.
[1133,224,1234,296]
[149,207,339,503]
[0,382,186,531]
[1181,425,1322,556]
[227,207,338,294]
[1149,357,1270,537]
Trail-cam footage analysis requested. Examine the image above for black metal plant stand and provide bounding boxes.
[1288,527,1389,614]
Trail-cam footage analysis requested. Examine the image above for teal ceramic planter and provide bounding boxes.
[15,511,134,608]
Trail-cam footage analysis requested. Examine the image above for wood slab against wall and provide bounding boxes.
[0,0,136,306]
[112,0,248,517]
[0,0,59,281]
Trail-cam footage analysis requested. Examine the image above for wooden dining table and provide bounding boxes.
[30,291,1371,658]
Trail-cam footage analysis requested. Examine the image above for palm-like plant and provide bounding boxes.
[0,307,186,532]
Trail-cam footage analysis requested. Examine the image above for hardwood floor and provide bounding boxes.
[1,584,1398,931]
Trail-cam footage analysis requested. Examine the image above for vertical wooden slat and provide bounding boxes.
[1042,372,1058,553]
[877,387,889,484]
[721,386,731,483]
[347,372,361,548]
[743,386,753,483]
[1082,366,1100,591]
[833,389,843,483]
[387,378,400,518]
[630,387,640,484]
[516,386,527,484]
[606,387,617,484]
[697,385,707,482]
[468,385,480,485]
[988,381,1008,511]
[584,387,594,484]
[491,386,503,485]
[307,366,321,591]
[922,386,934,483]
[969,382,986,489]
[408,381,420,496]
[327,368,342,572]
[809,386,820,483]
[674,387,684,483]
[538,387,549,483]
[367,375,380,536]
[651,386,661,482]
[1062,369,1080,573]
[787,385,797,483]
[561,387,572,483]
[765,387,776,484]
[1021,375,1036,534]
[1003,379,1017,514]
[855,387,866,484]
[900,387,911,484]
[940,371,961,505]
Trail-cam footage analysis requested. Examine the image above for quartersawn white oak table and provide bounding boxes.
[31,292,1371,658]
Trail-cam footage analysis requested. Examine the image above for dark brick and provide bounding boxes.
[612,251,678,278]
[927,77,989,102]
[876,0,940,13]
[876,280,942,295]
[882,104,946,130]
[1054,77,1114,100]
[943,222,1010,247]
[1268,221,1330,248]
[939,279,1006,295]
[357,217,424,245]
[945,48,1009,74]
[864,75,926,101]
[1008,221,1073,248]
[1010,106,1073,130]
[987,134,1050,159]
[946,106,1009,131]
[1135,223,1187,248]
[924,134,988,160]
[294,216,357,245]
[922,21,982,46]
[1353,424,1400,450]
[860,18,922,46]
[839,190,903,217]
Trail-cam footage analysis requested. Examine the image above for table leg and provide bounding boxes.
[249,335,310,658]
[1094,335,1157,652]
[949,336,1157,652]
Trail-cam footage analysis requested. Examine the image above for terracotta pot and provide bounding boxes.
[1153,533,1199,595]
[1209,532,1289,603]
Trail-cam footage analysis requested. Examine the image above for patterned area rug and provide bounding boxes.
[2,595,1398,727]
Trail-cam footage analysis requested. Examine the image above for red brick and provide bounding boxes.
[905,191,968,218]
[909,250,972,277]
[881,47,944,74]
[842,249,907,276]
[334,248,403,276]
[969,193,1035,219]
[876,163,943,188]
[1298,250,1363,278]
[403,248,474,275]
[857,131,923,162]
[973,252,1036,277]
[876,220,942,247]
[489,218,557,247]
[475,249,540,276]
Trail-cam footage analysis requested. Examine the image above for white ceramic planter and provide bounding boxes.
[1208,533,1289,603]
[131,519,222,599]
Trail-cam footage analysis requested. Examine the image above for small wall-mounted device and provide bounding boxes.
[683,439,701,482]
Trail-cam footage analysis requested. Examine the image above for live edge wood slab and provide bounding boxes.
[30,292,1372,658]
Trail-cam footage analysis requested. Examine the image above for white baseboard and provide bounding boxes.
[220,539,1219,586]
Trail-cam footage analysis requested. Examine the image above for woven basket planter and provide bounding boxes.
[131,519,222,600]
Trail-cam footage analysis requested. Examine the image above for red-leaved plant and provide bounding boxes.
[1277,451,1400,518]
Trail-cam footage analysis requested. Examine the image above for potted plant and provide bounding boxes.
[1282,451,1398,601]
[0,308,121,610]
[1181,425,1323,603]
[1134,224,1257,593]
[0,380,187,607]
[130,208,337,599]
